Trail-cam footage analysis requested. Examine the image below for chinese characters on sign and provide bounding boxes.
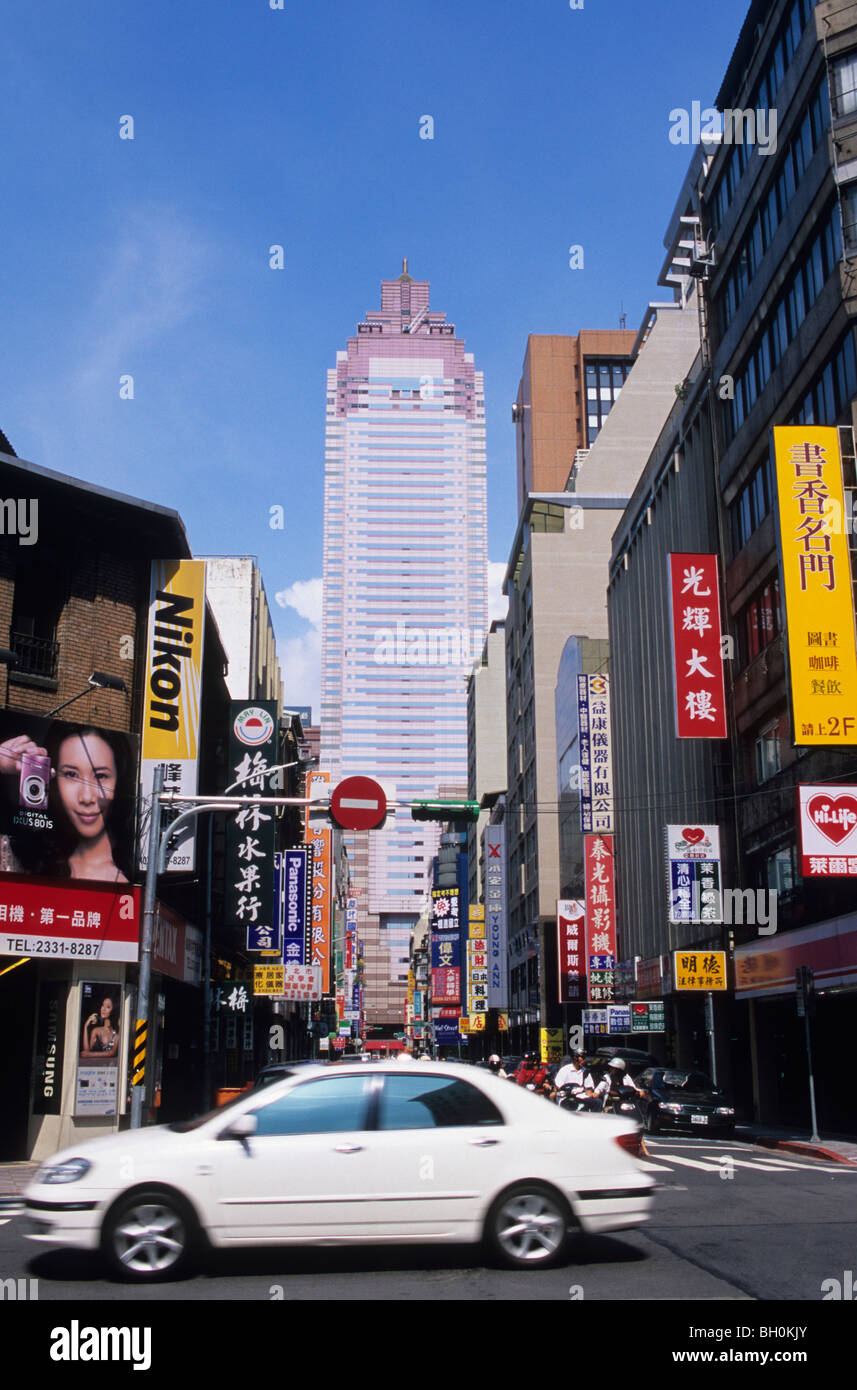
[665,824,722,924]
[667,554,728,740]
[0,877,140,962]
[467,905,488,1017]
[584,834,616,1003]
[772,427,857,744]
[282,847,312,963]
[557,899,586,1004]
[673,951,727,991]
[226,702,279,952]
[577,674,614,833]
[630,1001,666,1033]
[484,824,508,1008]
[305,771,332,994]
[431,886,461,1006]
[797,783,857,876]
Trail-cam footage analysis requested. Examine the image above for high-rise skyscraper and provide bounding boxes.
[321,264,488,1026]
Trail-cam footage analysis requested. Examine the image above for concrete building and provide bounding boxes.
[502,303,700,1045]
[466,620,507,906]
[512,330,636,513]
[607,0,857,1127]
[320,264,488,1028]
[199,556,284,707]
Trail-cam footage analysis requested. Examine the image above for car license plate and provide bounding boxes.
[691,1114,708,1124]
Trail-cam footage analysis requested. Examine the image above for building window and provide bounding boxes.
[842,182,857,254]
[740,575,781,666]
[753,718,784,783]
[832,50,857,118]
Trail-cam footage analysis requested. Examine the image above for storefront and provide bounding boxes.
[734,912,857,1130]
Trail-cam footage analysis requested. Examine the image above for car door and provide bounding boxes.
[212,1073,376,1242]
[359,1071,519,1240]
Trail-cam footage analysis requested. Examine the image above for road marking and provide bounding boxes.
[637,1160,674,1172]
[653,1153,723,1172]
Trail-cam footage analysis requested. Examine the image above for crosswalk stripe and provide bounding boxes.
[637,1160,675,1172]
[700,1153,856,1173]
[653,1153,723,1172]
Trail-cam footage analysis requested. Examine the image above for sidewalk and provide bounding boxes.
[735,1122,857,1166]
[0,1162,39,1199]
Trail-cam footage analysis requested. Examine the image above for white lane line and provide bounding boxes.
[695,1151,857,1173]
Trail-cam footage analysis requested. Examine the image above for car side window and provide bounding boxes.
[378,1074,504,1130]
[251,1076,371,1136]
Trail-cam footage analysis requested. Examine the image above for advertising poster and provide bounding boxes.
[138,559,207,873]
[75,980,122,1115]
[0,712,138,885]
[772,426,857,744]
[667,554,728,739]
[797,783,857,876]
[283,847,312,963]
[0,878,140,963]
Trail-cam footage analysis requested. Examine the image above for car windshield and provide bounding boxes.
[660,1070,714,1091]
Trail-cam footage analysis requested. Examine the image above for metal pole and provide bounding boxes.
[131,764,163,1129]
[705,991,718,1089]
[804,1008,820,1143]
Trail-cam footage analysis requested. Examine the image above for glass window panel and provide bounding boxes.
[377,1072,503,1131]
[251,1076,372,1135]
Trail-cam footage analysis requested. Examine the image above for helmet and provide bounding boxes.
[522,1052,538,1065]
[608,1057,626,1071]
[489,1054,501,1065]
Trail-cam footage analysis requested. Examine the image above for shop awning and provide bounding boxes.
[734,912,857,999]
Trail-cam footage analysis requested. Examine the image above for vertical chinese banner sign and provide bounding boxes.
[667,554,728,739]
[772,426,857,744]
[226,702,279,952]
[557,899,586,1004]
[584,834,616,1004]
[305,770,332,994]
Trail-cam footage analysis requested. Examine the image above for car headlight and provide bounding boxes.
[38,1158,92,1185]
[714,1107,734,1116]
[659,1103,683,1114]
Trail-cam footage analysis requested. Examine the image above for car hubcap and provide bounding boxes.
[496,1193,565,1262]
[114,1203,186,1273]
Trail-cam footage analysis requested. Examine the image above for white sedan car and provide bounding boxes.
[23,1061,654,1281]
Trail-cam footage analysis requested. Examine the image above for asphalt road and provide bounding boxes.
[1,1136,854,1302]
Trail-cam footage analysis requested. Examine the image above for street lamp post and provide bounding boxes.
[129,764,323,1129]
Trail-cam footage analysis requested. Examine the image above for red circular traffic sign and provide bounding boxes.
[330,775,387,830]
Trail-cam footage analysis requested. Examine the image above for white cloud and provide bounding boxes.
[275,577,323,624]
[275,577,323,717]
[487,560,508,623]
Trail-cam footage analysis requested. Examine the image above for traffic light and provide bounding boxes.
[410,800,481,823]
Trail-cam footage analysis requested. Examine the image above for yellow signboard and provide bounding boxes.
[458,1017,470,1033]
[142,560,207,762]
[773,426,857,744]
[253,965,284,997]
[497,1013,509,1032]
[540,1027,564,1063]
[673,950,727,991]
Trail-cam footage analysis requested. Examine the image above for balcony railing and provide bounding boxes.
[10,631,59,680]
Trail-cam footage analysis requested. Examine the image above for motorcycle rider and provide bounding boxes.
[486,1054,507,1078]
[514,1051,549,1090]
[553,1050,596,1107]
[592,1056,642,1112]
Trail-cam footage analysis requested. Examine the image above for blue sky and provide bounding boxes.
[2,0,750,712]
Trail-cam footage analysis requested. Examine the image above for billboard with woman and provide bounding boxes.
[75,981,122,1115]
[0,714,138,884]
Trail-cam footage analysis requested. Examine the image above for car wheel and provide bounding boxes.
[645,1107,660,1136]
[102,1188,197,1282]
[485,1182,572,1270]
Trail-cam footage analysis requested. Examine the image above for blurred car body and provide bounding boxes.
[23,1060,654,1281]
[636,1067,736,1135]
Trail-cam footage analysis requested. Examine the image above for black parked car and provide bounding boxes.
[636,1067,736,1136]
[591,1047,660,1078]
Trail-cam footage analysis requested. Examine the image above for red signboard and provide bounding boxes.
[584,834,616,1003]
[330,776,387,830]
[431,967,460,1005]
[557,900,586,1003]
[0,876,141,962]
[668,554,728,739]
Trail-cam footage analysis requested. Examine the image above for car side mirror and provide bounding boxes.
[219,1113,258,1149]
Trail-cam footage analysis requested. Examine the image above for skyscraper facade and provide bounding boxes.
[321,265,488,1026]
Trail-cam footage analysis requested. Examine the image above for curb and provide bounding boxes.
[754,1137,857,1166]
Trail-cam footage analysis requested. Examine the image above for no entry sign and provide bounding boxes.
[330,776,387,830]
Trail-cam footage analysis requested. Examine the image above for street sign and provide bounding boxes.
[330,775,387,830]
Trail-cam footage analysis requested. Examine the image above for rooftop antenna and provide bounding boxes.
[619,302,627,330]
